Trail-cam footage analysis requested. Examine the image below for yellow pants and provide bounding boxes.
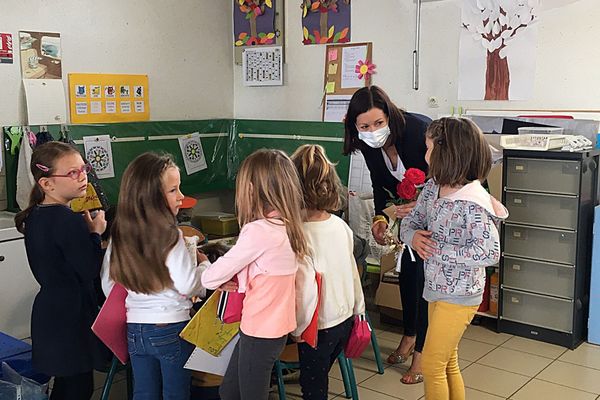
[422,301,478,400]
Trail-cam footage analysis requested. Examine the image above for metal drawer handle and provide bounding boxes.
[505,222,575,234]
[503,254,574,269]
[505,189,578,199]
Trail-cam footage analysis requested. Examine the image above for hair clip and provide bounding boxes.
[35,163,50,172]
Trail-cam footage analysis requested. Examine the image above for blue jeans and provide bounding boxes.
[127,321,194,400]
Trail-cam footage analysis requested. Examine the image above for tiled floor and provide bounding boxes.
[90,323,600,399]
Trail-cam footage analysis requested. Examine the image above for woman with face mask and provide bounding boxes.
[343,85,429,385]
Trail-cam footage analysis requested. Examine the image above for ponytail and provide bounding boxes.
[15,185,45,233]
[13,141,80,234]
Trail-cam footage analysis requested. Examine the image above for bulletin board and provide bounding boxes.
[322,42,372,121]
[68,73,149,124]
[323,42,372,96]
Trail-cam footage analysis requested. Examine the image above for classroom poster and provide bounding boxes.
[302,0,350,45]
[178,132,208,175]
[83,135,115,179]
[23,79,68,125]
[458,0,539,100]
[68,73,149,123]
[234,0,276,46]
[19,31,61,79]
[0,33,14,64]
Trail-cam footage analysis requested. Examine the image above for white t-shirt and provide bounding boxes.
[101,233,209,324]
[381,148,406,181]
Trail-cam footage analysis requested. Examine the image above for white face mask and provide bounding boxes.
[357,125,391,148]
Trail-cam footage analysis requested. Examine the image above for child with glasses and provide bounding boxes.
[15,142,107,400]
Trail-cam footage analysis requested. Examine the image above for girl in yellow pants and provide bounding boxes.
[400,117,509,400]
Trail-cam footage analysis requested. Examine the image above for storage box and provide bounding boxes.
[193,213,239,236]
[375,253,402,311]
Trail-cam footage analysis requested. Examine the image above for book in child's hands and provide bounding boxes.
[92,284,129,365]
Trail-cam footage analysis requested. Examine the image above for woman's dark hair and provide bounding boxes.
[343,86,406,155]
[15,141,81,233]
[426,117,492,186]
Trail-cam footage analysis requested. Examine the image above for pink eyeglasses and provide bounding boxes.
[49,164,92,180]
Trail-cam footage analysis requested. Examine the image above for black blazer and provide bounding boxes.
[359,112,430,217]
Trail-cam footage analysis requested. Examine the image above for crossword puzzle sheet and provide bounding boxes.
[242,46,283,86]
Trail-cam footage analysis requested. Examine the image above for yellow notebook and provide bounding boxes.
[180,292,240,356]
[71,183,103,212]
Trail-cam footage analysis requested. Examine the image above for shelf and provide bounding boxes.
[476,311,498,319]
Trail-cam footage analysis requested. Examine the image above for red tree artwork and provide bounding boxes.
[462,0,539,100]
[302,0,350,45]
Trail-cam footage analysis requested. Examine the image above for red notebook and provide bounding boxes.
[92,284,129,364]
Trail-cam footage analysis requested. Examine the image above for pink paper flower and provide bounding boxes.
[355,59,376,80]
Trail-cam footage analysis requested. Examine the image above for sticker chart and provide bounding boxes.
[242,46,283,86]
[68,73,149,123]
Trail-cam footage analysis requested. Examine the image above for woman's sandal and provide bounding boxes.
[386,343,415,364]
[401,371,424,385]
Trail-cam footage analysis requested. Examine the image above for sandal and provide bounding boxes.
[401,371,424,385]
[386,343,415,365]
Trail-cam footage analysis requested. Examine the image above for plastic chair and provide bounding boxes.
[100,356,133,400]
[274,351,358,400]
[365,312,385,374]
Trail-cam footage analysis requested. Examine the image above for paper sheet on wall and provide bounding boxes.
[323,94,352,122]
[178,132,208,175]
[348,152,373,195]
[83,135,115,179]
[184,334,239,375]
[23,79,67,125]
[341,45,367,89]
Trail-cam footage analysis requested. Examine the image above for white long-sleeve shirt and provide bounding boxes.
[293,214,366,335]
[101,233,209,324]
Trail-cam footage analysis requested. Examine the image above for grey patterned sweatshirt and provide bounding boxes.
[400,179,508,306]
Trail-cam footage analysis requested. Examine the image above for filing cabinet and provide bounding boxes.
[499,149,600,349]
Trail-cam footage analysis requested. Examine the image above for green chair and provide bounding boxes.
[365,313,385,374]
[100,356,133,400]
[274,351,358,400]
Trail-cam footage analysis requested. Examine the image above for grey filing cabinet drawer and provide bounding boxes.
[505,191,579,230]
[502,256,574,299]
[504,224,576,265]
[502,288,573,333]
[506,158,580,195]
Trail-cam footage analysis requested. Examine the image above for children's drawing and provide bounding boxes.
[178,132,208,175]
[83,135,115,179]
[302,0,350,45]
[234,0,276,46]
[459,0,539,100]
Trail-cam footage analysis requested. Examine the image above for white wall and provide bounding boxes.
[0,0,234,126]
[233,0,600,121]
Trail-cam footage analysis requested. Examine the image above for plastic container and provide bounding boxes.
[489,272,499,315]
[193,213,239,236]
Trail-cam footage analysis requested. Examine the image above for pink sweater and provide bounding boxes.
[201,218,299,338]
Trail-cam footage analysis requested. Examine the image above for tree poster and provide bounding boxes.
[302,0,350,45]
[458,0,539,100]
[234,0,276,46]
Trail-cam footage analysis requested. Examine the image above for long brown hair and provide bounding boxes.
[109,153,180,294]
[426,117,492,186]
[14,142,80,233]
[343,85,406,155]
[236,149,308,259]
[291,144,344,212]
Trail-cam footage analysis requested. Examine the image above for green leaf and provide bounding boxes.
[333,31,341,42]
[258,32,266,38]
[245,12,251,20]
[308,33,316,43]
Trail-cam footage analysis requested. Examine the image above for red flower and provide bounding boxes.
[397,179,417,200]
[404,168,426,185]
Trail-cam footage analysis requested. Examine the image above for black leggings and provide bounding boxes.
[50,371,94,400]
[398,250,428,353]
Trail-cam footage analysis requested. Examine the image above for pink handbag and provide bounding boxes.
[344,315,372,359]
[217,290,245,324]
